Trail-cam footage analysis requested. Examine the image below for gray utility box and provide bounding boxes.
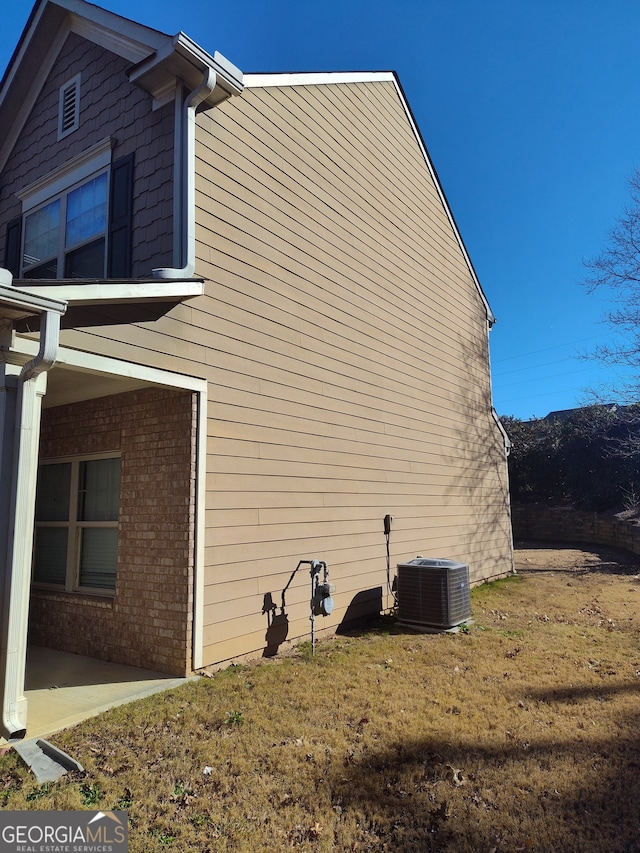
[396,558,471,631]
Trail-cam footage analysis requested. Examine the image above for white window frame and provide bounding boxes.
[22,171,109,278]
[17,137,114,280]
[58,73,81,140]
[33,451,121,596]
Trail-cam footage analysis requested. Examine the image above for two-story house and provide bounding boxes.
[0,0,513,739]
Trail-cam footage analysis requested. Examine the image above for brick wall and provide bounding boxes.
[29,387,197,676]
[511,503,640,556]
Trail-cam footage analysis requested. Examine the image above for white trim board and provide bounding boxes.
[244,71,394,88]
[13,337,207,392]
[17,137,114,211]
[17,280,204,305]
[13,336,209,674]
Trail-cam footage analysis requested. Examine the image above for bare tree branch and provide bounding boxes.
[581,168,640,400]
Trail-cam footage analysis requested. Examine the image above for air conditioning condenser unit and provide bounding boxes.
[396,557,471,631]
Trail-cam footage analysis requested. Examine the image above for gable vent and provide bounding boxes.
[58,74,81,139]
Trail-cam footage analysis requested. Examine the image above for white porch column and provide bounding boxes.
[0,368,48,738]
[0,281,65,740]
[0,365,20,720]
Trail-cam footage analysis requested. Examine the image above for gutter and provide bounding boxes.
[149,42,243,280]
[492,407,511,456]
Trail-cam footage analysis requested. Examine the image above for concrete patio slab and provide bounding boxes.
[2,646,196,744]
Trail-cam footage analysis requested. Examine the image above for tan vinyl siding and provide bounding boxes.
[193,80,511,665]
[49,78,511,668]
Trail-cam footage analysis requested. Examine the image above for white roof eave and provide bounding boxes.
[0,281,67,322]
[128,33,243,107]
[243,71,394,88]
[15,279,204,307]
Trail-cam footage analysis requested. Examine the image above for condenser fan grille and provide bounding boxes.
[396,558,471,630]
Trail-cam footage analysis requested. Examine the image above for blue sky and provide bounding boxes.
[3,0,640,419]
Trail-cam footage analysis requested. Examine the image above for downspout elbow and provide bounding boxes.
[153,70,217,280]
[20,310,61,382]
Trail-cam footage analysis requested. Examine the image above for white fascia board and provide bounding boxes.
[244,71,394,88]
[13,336,208,392]
[0,283,67,318]
[16,280,204,306]
[492,407,511,454]
[59,0,168,60]
[0,21,69,174]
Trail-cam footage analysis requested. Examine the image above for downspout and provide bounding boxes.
[486,316,516,576]
[486,317,510,453]
[152,69,216,279]
[2,304,63,739]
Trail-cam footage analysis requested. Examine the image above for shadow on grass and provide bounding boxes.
[336,612,405,639]
[327,719,640,852]
[514,678,640,705]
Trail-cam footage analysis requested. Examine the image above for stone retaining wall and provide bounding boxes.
[511,503,640,556]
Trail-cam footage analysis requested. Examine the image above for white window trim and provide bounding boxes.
[17,137,114,212]
[21,170,110,278]
[33,451,121,597]
[17,139,114,279]
[57,73,81,140]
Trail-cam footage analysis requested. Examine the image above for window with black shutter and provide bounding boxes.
[4,216,22,277]
[108,154,134,278]
[15,145,134,280]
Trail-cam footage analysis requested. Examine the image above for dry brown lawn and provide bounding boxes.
[2,543,640,852]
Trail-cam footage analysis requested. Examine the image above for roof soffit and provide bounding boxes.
[69,13,167,64]
[12,278,203,331]
[0,282,66,324]
[128,35,243,109]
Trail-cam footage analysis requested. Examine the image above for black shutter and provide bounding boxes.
[107,153,134,278]
[4,216,22,277]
